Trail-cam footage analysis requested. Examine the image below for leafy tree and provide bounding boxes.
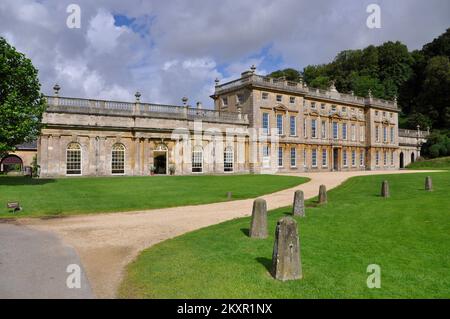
[0,37,46,156]
[269,68,302,82]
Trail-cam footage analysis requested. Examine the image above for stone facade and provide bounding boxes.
[211,70,426,173]
[2,67,430,177]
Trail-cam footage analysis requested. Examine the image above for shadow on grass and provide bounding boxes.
[255,257,272,273]
[240,228,249,237]
[0,177,56,186]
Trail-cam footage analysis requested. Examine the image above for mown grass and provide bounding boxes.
[0,174,308,218]
[119,172,450,299]
[407,156,450,170]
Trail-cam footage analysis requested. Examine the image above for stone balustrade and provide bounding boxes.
[45,96,248,124]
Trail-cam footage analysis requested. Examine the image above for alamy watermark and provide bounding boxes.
[66,263,81,289]
[366,4,381,29]
[66,4,81,29]
[366,264,381,288]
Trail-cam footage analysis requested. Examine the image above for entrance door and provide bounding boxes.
[333,148,339,171]
[399,152,404,168]
[154,153,167,174]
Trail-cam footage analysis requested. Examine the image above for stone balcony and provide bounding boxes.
[215,73,399,111]
[45,96,249,125]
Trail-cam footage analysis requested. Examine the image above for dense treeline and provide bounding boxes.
[270,28,450,132]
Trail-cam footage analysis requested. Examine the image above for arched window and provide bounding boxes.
[192,145,203,173]
[66,143,81,175]
[112,144,125,174]
[224,146,234,172]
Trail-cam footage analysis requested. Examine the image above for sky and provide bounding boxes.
[0,0,449,107]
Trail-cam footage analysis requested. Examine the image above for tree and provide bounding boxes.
[0,37,46,156]
[269,68,302,82]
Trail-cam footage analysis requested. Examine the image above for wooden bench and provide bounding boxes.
[7,202,22,213]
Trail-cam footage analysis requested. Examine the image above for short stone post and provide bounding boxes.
[292,190,305,217]
[271,217,302,281]
[249,199,268,239]
[226,191,232,200]
[381,180,390,198]
[318,185,327,204]
[425,176,432,191]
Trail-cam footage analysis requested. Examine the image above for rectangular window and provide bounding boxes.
[311,102,316,109]
[311,149,317,167]
[262,145,270,168]
[262,92,269,100]
[383,126,387,143]
[342,123,347,140]
[376,151,380,166]
[262,113,269,134]
[303,149,307,167]
[351,124,356,141]
[290,147,296,167]
[333,122,338,139]
[303,118,307,138]
[331,105,337,112]
[311,119,317,138]
[342,106,347,113]
[321,120,326,139]
[375,125,380,142]
[322,149,327,167]
[290,96,295,104]
[351,150,356,166]
[384,151,387,166]
[360,150,364,166]
[276,114,283,135]
[278,147,283,167]
[276,95,282,102]
[290,116,296,136]
[321,103,326,110]
[391,151,394,165]
[343,150,348,167]
[222,97,228,106]
[390,127,395,143]
[237,94,244,104]
[360,125,365,142]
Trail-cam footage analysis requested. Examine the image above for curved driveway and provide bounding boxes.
[15,170,434,298]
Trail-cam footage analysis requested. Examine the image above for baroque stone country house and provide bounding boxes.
[0,67,428,177]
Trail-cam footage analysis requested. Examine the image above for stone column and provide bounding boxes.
[292,190,305,217]
[425,176,432,191]
[271,216,302,281]
[318,184,327,204]
[249,199,268,239]
[381,180,390,198]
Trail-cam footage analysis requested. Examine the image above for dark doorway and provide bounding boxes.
[411,152,415,163]
[154,153,167,175]
[0,155,23,173]
[333,148,339,171]
[400,152,404,168]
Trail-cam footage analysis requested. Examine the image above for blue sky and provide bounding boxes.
[0,0,449,106]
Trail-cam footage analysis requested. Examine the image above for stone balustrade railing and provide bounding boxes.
[398,128,430,138]
[45,96,248,124]
[216,74,397,110]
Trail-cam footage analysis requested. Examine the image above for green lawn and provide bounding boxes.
[119,172,450,299]
[407,156,450,170]
[0,175,307,218]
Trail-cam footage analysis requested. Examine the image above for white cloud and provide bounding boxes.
[0,0,448,108]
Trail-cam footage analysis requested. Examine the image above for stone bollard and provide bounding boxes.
[271,217,302,281]
[249,199,268,239]
[318,185,327,204]
[381,180,390,198]
[226,191,232,200]
[292,190,305,217]
[425,176,432,191]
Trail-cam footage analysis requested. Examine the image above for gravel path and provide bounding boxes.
[18,170,434,298]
